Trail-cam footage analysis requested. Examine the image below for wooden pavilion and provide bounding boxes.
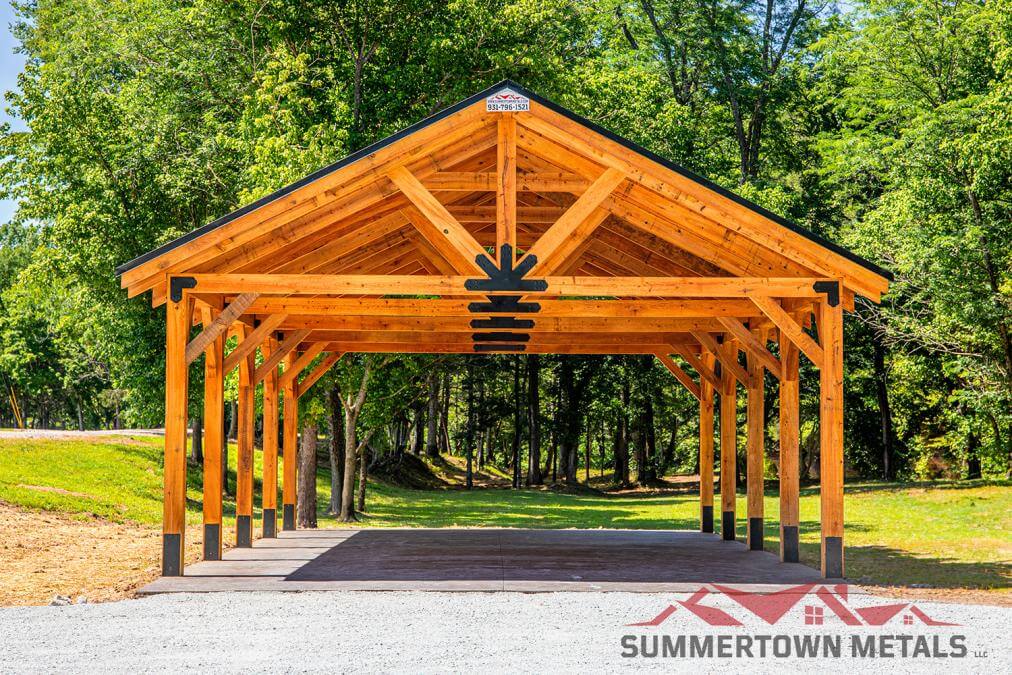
[117,81,890,580]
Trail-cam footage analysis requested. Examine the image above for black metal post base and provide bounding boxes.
[700,505,714,533]
[748,517,764,550]
[781,525,799,563]
[203,523,221,561]
[263,508,277,538]
[721,511,735,541]
[236,514,252,547]
[823,536,844,578]
[162,533,182,576]
[282,503,295,531]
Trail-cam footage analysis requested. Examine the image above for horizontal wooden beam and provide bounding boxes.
[314,342,686,355]
[421,171,588,192]
[238,297,765,318]
[178,274,833,298]
[292,330,702,345]
[272,316,725,333]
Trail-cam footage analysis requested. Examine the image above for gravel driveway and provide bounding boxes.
[0,591,1007,673]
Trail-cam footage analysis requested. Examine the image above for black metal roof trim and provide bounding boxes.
[117,79,892,282]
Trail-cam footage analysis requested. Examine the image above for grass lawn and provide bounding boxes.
[1,434,1009,593]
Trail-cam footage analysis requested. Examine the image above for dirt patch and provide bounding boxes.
[0,502,201,606]
[864,584,1012,608]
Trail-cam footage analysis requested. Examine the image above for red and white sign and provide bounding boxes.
[486,88,530,112]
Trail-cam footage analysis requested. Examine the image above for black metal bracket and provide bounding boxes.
[472,332,531,343]
[468,295,541,314]
[470,317,535,330]
[474,343,526,352]
[169,276,197,303]
[813,280,840,307]
[464,243,547,293]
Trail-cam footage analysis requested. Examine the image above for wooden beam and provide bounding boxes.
[718,357,737,541]
[180,274,833,298]
[243,297,764,318]
[277,342,327,388]
[717,317,782,379]
[235,324,255,548]
[656,353,701,401]
[281,351,297,531]
[200,305,225,561]
[745,342,765,551]
[818,299,845,578]
[671,344,722,391]
[314,342,683,355]
[388,165,489,274]
[699,350,715,533]
[420,171,587,192]
[524,167,626,275]
[751,296,824,368]
[162,291,190,576]
[276,316,725,334]
[185,293,258,364]
[779,332,800,563]
[222,314,287,375]
[295,352,344,400]
[691,331,751,388]
[253,329,311,384]
[496,115,517,260]
[261,336,280,538]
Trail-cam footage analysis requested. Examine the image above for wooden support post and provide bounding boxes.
[261,337,280,538]
[200,306,225,560]
[496,114,517,262]
[818,296,845,577]
[719,355,737,541]
[779,330,801,562]
[235,329,255,547]
[281,352,298,531]
[746,333,765,551]
[699,351,715,533]
[162,294,191,576]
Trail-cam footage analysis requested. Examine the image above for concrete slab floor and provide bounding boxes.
[139,528,843,595]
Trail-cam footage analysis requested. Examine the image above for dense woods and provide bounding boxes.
[1,0,1009,486]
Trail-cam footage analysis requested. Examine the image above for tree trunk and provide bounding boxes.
[297,424,318,528]
[584,426,592,482]
[356,445,368,511]
[465,361,474,489]
[227,398,237,441]
[873,333,895,480]
[966,430,982,480]
[426,371,439,457]
[190,415,203,464]
[327,386,344,515]
[512,356,522,488]
[339,407,359,522]
[439,371,451,454]
[527,355,542,485]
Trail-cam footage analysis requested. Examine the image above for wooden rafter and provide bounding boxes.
[717,317,782,379]
[671,345,722,391]
[655,353,701,401]
[750,296,824,368]
[388,165,490,274]
[184,293,258,364]
[252,329,311,385]
[295,352,343,400]
[691,331,752,388]
[222,314,287,375]
[277,342,327,388]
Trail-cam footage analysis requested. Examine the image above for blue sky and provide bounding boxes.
[1,1,26,224]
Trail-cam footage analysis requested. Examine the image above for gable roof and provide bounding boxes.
[117,80,891,304]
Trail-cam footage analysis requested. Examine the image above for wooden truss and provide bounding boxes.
[121,82,889,582]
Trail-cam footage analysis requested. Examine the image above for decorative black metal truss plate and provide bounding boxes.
[472,332,531,343]
[470,317,535,330]
[468,295,541,314]
[464,243,548,293]
[474,343,526,352]
[813,280,841,307]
